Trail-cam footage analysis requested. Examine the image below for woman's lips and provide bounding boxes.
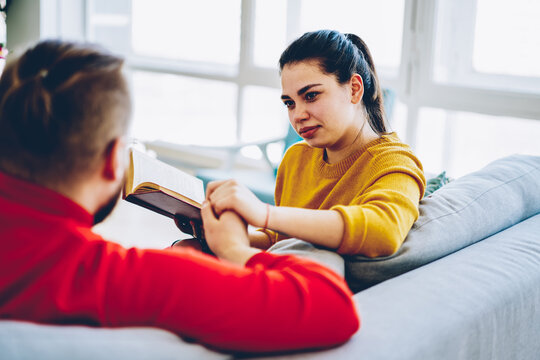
[299,125,320,139]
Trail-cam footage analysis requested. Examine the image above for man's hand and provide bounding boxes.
[206,179,268,228]
[201,201,260,265]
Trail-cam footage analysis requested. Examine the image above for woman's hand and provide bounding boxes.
[206,179,268,228]
[201,201,260,265]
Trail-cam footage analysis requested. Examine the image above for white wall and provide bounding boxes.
[6,0,85,55]
[6,0,40,54]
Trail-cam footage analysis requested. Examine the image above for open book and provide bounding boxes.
[123,149,205,237]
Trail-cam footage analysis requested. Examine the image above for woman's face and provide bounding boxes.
[280,60,363,151]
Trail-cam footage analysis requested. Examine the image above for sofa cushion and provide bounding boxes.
[345,154,540,292]
[274,213,540,360]
[0,320,228,360]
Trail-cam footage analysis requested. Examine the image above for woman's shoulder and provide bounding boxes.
[366,132,418,160]
[364,132,425,180]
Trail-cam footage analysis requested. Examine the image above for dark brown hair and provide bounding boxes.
[0,40,131,186]
[279,30,388,135]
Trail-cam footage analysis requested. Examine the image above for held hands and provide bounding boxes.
[173,179,266,264]
[206,179,268,228]
[172,207,251,260]
[200,200,260,264]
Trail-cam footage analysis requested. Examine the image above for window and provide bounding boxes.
[130,71,238,145]
[253,0,286,68]
[473,0,540,80]
[433,0,540,93]
[132,0,241,66]
[407,0,540,176]
[298,0,405,78]
[80,0,540,176]
[86,0,406,147]
[87,0,245,145]
[416,109,540,177]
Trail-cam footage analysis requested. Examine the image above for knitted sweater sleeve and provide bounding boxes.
[332,159,425,256]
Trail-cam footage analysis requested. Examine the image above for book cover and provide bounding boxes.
[123,148,205,224]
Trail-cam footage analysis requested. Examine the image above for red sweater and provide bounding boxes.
[0,171,359,353]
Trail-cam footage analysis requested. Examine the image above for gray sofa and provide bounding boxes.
[2,155,539,360]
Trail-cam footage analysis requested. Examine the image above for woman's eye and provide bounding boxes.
[305,92,319,101]
[283,100,295,108]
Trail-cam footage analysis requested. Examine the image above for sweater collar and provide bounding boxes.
[0,171,94,226]
[316,132,398,178]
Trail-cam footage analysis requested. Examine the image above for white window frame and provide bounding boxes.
[86,0,284,144]
[35,0,540,172]
[399,0,540,170]
[402,0,540,121]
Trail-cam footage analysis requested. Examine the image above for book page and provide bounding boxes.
[131,150,205,205]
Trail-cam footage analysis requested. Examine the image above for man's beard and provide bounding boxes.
[93,182,123,225]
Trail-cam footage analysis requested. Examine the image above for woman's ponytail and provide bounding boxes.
[344,33,387,134]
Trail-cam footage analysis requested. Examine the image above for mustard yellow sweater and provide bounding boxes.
[267,133,425,257]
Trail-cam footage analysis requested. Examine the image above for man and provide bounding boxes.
[0,40,359,353]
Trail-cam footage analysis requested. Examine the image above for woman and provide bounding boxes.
[206,30,425,260]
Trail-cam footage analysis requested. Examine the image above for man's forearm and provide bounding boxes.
[216,245,262,266]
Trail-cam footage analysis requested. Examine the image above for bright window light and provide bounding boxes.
[131,0,241,65]
[474,0,540,78]
[241,86,289,142]
[298,0,405,77]
[416,108,540,178]
[130,71,237,145]
[253,0,287,68]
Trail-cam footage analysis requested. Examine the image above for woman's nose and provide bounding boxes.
[292,104,309,123]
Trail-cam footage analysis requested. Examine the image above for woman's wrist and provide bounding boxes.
[261,203,272,229]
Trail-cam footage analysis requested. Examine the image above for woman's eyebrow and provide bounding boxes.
[281,83,322,99]
[297,83,322,95]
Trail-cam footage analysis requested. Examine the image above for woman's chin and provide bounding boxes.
[303,138,326,148]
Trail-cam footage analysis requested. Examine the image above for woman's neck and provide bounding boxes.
[325,122,380,164]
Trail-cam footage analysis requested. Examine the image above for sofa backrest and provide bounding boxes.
[345,154,540,292]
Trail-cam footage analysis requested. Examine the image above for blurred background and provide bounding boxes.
[4,0,540,179]
[3,0,540,247]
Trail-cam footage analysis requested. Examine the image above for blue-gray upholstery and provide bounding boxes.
[345,154,540,292]
[256,213,540,360]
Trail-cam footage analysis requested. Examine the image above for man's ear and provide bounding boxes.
[102,137,127,181]
[350,74,364,104]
